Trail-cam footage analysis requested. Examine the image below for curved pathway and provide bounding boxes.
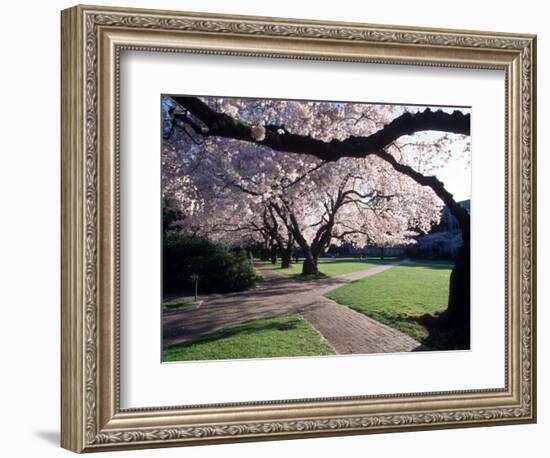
[163,260,425,354]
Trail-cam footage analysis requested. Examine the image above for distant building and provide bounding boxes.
[323,199,470,259]
[409,199,470,259]
[440,199,470,234]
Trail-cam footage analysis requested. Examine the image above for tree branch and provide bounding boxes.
[375,149,469,236]
[170,96,470,162]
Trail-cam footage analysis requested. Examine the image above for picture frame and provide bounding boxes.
[60,4,537,453]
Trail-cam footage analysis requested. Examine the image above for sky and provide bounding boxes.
[407,105,471,202]
[435,150,471,202]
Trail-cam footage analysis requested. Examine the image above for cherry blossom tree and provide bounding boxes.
[163,98,445,276]
[162,95,471,347]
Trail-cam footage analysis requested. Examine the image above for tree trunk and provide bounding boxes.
[259,247,270,262]
[270,243,277,264]
[281,251,292,269]
[380,246,385,260]
[301,254,319,276]
[445,234,470,349]
[280,239,293,269]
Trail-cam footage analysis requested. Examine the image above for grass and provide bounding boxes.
[162,299,196,312]
[326,261,454,348]
[162,314,336,362]
[259,257,396,278]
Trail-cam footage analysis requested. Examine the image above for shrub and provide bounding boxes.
[163,235,258,293]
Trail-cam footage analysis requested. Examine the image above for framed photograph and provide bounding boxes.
[61,4,537,453]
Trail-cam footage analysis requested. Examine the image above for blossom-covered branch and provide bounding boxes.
[170,96,470,161]
[170,95,470,230]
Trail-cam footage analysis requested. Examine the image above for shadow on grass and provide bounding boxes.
[316,257,398,265]
[410,313,470,351]
[404,260,456,270]
[291,272,329,282]
[164,315,300,351]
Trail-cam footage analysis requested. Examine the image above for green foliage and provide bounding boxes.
[163,235,259,293]
[162,195,185,235]
[163,299,195,311]
[162,314,335,361]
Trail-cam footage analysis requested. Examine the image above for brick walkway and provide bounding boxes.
[163,260,426,354]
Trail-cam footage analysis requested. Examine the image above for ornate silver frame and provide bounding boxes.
[61,4,536,453]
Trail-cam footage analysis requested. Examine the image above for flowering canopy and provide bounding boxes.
[162,96,470,255]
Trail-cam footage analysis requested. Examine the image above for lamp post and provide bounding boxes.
[190,274,199,302]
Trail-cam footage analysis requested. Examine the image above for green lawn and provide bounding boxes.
[326,262,453,348]
[163,314,336,362]
[162,299,196,312]
[259,257,395,278]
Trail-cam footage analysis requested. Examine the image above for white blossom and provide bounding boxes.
[162,95,470,251]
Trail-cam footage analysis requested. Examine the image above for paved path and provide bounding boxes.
[163,260,425,354]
